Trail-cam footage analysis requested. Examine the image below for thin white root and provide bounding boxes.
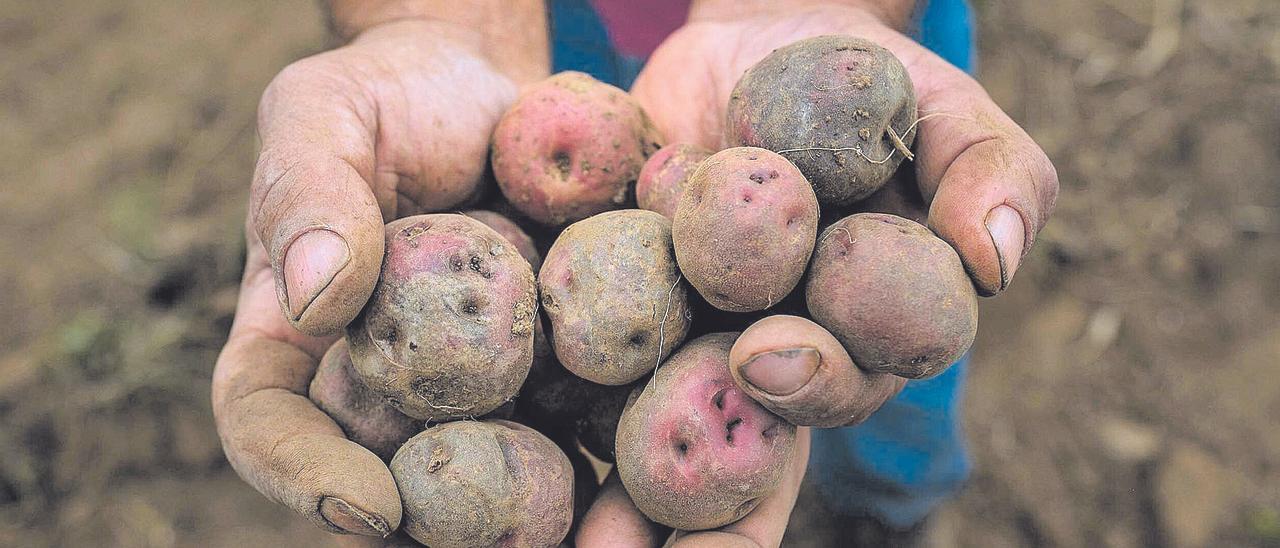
[651,273,683,387]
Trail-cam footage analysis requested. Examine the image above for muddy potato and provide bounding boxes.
[672,147,819,312]
[806,213,978,379]
[727,35,917,205]
[540,210,690,386]
[464,209,543,271]
[308,339,421,460]
[346,214,537,421]
[491,71,663,226]
[636,143,713,219]
[615,333,796,531]
[390,420,574,548]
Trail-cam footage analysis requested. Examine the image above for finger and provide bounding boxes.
[900,44,1059,295]
[669,428,811,548]
[576,471,673,548]
[251,52,387,336]
[728,316,906,428]
[212,250,401,537]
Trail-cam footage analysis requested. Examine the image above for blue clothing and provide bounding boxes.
[549,0,976,529]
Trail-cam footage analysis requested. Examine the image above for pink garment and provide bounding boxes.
[589,0,692,57]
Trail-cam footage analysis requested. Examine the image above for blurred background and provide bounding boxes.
[1,0,1277,546]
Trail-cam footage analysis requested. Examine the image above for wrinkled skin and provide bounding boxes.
[615,333,797,531]
[728,316,906,428]
[390,420,574,548]
[464,210,543,271]
[491,71,663,226]
[309,339,422,461]
[540,210,691,385]
[672,147,819,313]
[636,143,713,219]
[347,214,537,420]
[806,213,978,379]
[727,35,917,205]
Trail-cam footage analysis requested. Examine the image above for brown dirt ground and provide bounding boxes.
[0,1,1276,547]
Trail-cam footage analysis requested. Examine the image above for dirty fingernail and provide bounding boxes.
[319,496,391,537]
[284,229,349,320]
[739,348,820,396]
[985,205,1025,291]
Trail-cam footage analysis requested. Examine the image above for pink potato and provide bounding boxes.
[727,35,918,205]
[672,147,819,312]
[346,214,537,421]
[464,209,543,271]
[636,143,713,219]
[491,71,663,226]
[540,209,691,385]
[806,213,978,379]
[615,333,797,531]
[390,420,574,547]
[309,339,422,461]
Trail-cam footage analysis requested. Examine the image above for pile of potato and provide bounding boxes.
[308,35,978,547]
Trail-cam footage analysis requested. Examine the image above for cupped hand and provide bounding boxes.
[212,19,532,538]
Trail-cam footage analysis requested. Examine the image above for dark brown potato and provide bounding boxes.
[491,71,663,226]
[672,147,819,312]
[540,210,691,385]
[308,339,422,461]
[806,213,978,379]
[516,356,635,462]
[346,214,537,421]
[390,420,574,548]
[464,209,543,271]
[636,143,713,219]
[727,35,918,205]
[615,333,797,531]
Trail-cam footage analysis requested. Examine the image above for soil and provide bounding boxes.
[0,0,1276,546]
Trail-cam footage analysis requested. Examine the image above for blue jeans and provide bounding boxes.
[550,0,976,529]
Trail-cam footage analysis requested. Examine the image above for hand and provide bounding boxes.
[212,15,545,539]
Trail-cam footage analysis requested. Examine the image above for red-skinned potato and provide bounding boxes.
[615,333,796,531]
[806,213,978,379]
[728,316,906,428]
[636,143,713,219]
[540,210,691,385]
[464,209,543,271]
[727,35,918,205]
[390,419,574,548]
[309,339,422,461]
[673,147,819,313]
[346,214,537,421]
[491,71,663,225]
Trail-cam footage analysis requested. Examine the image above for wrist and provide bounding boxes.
[327,0,550,84]
[689,0,918,32]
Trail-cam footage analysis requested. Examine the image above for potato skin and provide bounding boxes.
[390,420,574,548]
[672,147,819,313]
[636,143,713,219]
[464,209,543,271]
[615,333,797,531]
[346,214,537,421]
[727,35,917,205]
[540,210,691,386]
[806,213,978,379]
[491,71,663,226]
[309,339,422,461]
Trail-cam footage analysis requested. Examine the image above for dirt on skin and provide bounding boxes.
[0,0,1278,547]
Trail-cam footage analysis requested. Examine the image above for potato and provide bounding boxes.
[615,333,797,531]
[844,169,928,225]
[464,209,543,271]
[636,143,713,219]
[540,210,691,385]
[806,213,978,379]
[346,214,537,421]
[516,357,634,462]
[390,420,574,548]
[491,71,663,226]
[309,339,421,461]
[726,35,917,205]
[672,147,819,312]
